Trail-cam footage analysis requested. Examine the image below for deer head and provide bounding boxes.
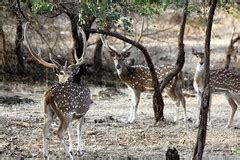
[192,48,205,65]
[100,18,144,73]
[24,22,87,83]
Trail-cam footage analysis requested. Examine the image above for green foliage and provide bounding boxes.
[129,3,163,16]
[218,3,240,19]
[127,0,187,16]
[31,1,54,14]
[80,3,132,31]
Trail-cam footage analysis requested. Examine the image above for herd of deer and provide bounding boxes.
[23,21,239,159]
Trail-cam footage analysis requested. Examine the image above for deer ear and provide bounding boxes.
[123,52,131,58]
[126,58,135,66]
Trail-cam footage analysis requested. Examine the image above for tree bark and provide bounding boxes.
[93,38,103,73]
[14,13,25,75]
[86,28,162,123]
[0,17,6,73]
[193,0,217,159]
[3,5,25,75]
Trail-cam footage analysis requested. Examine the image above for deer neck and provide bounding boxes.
[116,66,129,81]
[66,66,84,84]
[193,62,205,93]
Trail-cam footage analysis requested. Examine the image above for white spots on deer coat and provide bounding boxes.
[45,82,92,119]
[209,69,240,94]
[118,63,177,91]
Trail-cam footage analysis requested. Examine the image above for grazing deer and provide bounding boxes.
[192,49,240,128]
[100,22,186,123]
[24,22,92,159]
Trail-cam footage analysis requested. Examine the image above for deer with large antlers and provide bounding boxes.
[24,22,92,159]
[192,49,240,128]
[101,20,186,123]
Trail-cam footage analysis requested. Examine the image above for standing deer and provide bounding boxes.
[100,22,186,123]
[192,49,240,128]
[24,22,92,159]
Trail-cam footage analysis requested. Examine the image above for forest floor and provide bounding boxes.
[0,84,240,159]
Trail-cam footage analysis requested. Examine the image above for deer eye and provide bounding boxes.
[59,71,64,75]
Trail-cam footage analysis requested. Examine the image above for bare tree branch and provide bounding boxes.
[17,0,29,21]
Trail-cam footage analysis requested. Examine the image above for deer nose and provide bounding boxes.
[116,64,120,69]
[200,62,204,65]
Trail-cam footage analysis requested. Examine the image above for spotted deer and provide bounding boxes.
[100,23,186,123]
[192,49,240,128]
[24,22,92,159]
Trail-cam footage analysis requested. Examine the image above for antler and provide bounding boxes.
[24,22,62,69]
[100,34,118,53]
[72,26,87,67]
[100,17,144,54]
[122,17,144,53]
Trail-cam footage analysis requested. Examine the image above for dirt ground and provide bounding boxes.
[0,83,239,160]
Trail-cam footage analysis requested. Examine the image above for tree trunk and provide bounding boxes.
[0,19,6,73]
[2,6,25,75]
[86,28,162,123]
[14,14,24,75]
[193,0,217,159]
[93,25,111,73]
[93,38,103,73]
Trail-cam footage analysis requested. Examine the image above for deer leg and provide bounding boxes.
[225,95,238,128]
[77,117,84,156]
[180,96,187,122]
[175,78,187,122]
[43,107,54,159]
[195,92,212,127]
[175,90,187,122]
[57,118,73,160]
[174,100,180,122]
[67,123,73,155]
[128,89,141,123]
[195,92,201,126]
